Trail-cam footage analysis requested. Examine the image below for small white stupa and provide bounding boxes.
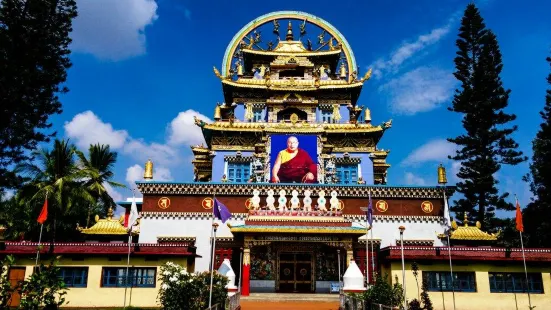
[217,258,238,292]
[342,260,367,292]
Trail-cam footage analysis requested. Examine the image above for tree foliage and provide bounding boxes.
[0,0,78,192]
[523,53,551,247]
[361,273,404,309]
[448,3,526,229]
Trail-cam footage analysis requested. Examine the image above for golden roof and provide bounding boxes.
[78,208,129,235]
[221,77,363,91]
[200,120,385,134]
[241,41,342,57]
[439,214,498,241]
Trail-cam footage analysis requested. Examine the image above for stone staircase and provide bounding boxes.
[242,293,340,302]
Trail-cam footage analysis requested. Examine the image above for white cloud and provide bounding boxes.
[103,182,123,202]
[125,164,173,189]
[71,0,159,61]
[64,111,129,149]
[168,110,212,146]
[1,189,15,201]
[371,20,453,78]
[123,140,180,167]
[404,172,427,186]
[401,139,457,167]
[380,67,456,115]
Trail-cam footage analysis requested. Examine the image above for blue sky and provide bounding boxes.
[50,0,550,215]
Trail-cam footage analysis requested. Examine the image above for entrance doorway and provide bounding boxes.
[278,252,313,293]
[8,267,26,307]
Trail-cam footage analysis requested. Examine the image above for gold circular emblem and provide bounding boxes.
[375,200,388,213]
[338,200,345,211]
[421,201,434,213]
[284,268,291,276]
[158,197,171,210]
[202,198,214,210]
[245,198,253,210]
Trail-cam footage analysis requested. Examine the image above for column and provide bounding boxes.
[241,248,250,296]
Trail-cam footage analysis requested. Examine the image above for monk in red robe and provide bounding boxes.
[272,136,317,183]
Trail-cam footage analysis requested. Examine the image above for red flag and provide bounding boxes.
[515,199,524,233]
[37,198,48,224]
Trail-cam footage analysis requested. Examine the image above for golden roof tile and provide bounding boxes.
[439,214,498,241]
[78,208,129,235]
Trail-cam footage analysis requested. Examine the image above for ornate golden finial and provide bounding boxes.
[361,68,372,82]
[214,104,221,120]
[213,66,223,79]
[463,212,469,227]
[144,159,153,180]
[364,107,371,123]
[235,61,243,76]
[339,63,347,79]
[332,104,341,121]
[286,21,294,41]
[107,207,114,220]
[438,163,447,185]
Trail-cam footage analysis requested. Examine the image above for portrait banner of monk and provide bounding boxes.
[270,135,318,183]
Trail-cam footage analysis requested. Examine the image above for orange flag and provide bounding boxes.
[37,198,48,224]
[515,199,524,233]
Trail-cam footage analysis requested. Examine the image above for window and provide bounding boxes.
[336,164,358,184]
[423,271,476,292]
[489,272,543,293]
[58,267,88,287]
[253,109,263,122]
[321,110,333,123]
[102,267,156,288]
[227,162,250,183]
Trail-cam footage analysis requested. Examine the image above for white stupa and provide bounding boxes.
[217,258,238,292]
[342,260,367,292]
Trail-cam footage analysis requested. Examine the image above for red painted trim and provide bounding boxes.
[0,242,199,257]
[242,264,250,296]
[343,289,367,293]
[380,246,551,262]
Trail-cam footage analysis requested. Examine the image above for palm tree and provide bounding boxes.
[77,144,125,227]
[17,139,94,245]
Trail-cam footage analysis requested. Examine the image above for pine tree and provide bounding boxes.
[0,0,78,192]
[523,53,551,247]
[448,4,526,229]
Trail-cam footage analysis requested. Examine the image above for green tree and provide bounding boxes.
[523,53,551,247]
[16,139,94,244]
[19,258,68,310]
[0,0,78,192]
[77,144,126,227]
[448,3,526,229]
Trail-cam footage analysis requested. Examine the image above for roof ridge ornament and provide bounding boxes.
[286,21,294,41]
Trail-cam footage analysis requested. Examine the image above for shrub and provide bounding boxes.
[157,262,228,310]
[19,257,68,310]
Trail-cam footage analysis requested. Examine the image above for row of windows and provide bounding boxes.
[52,267,156,288]
[424,272,544,294]
[226,162,359,184]
[246,109,364,124]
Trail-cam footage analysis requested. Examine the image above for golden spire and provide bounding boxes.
[286,21,294,41]
[214,104,221,120]
[107,207,114,220]
[463,212,469,227]
[364,107,371,123]
[339,63,347,79]
[144,159,153,180]
[438,163,447,185]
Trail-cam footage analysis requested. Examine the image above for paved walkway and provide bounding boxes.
[240,300,340,310]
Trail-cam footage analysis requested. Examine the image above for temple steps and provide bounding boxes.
[242,293,339,302]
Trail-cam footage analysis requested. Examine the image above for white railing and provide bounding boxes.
[226,292,240,310]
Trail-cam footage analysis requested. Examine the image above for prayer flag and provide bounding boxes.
[214,198,232,223]
[127,196,139,229]
[37,198,48,224]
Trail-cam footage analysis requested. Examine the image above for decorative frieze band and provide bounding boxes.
[141,212,249,220]
[344,215,444,224]
[137,182,454,199]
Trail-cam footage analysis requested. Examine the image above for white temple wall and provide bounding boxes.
[139,214,246,272]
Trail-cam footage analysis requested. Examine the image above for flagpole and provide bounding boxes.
[209,222,219,308]
[35,191,48,270]
[370,227,375,280]
[515,195,532,309]
[443,190,456,310]
[124,189,136,309]
[35,224,44,268]
[209,195,216,271]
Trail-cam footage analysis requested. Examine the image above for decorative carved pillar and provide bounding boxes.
[242,247,251,296]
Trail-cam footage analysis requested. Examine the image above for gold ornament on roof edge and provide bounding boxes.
[438,163,447,184]
[290,113,299,124]
[144,159,153,179]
